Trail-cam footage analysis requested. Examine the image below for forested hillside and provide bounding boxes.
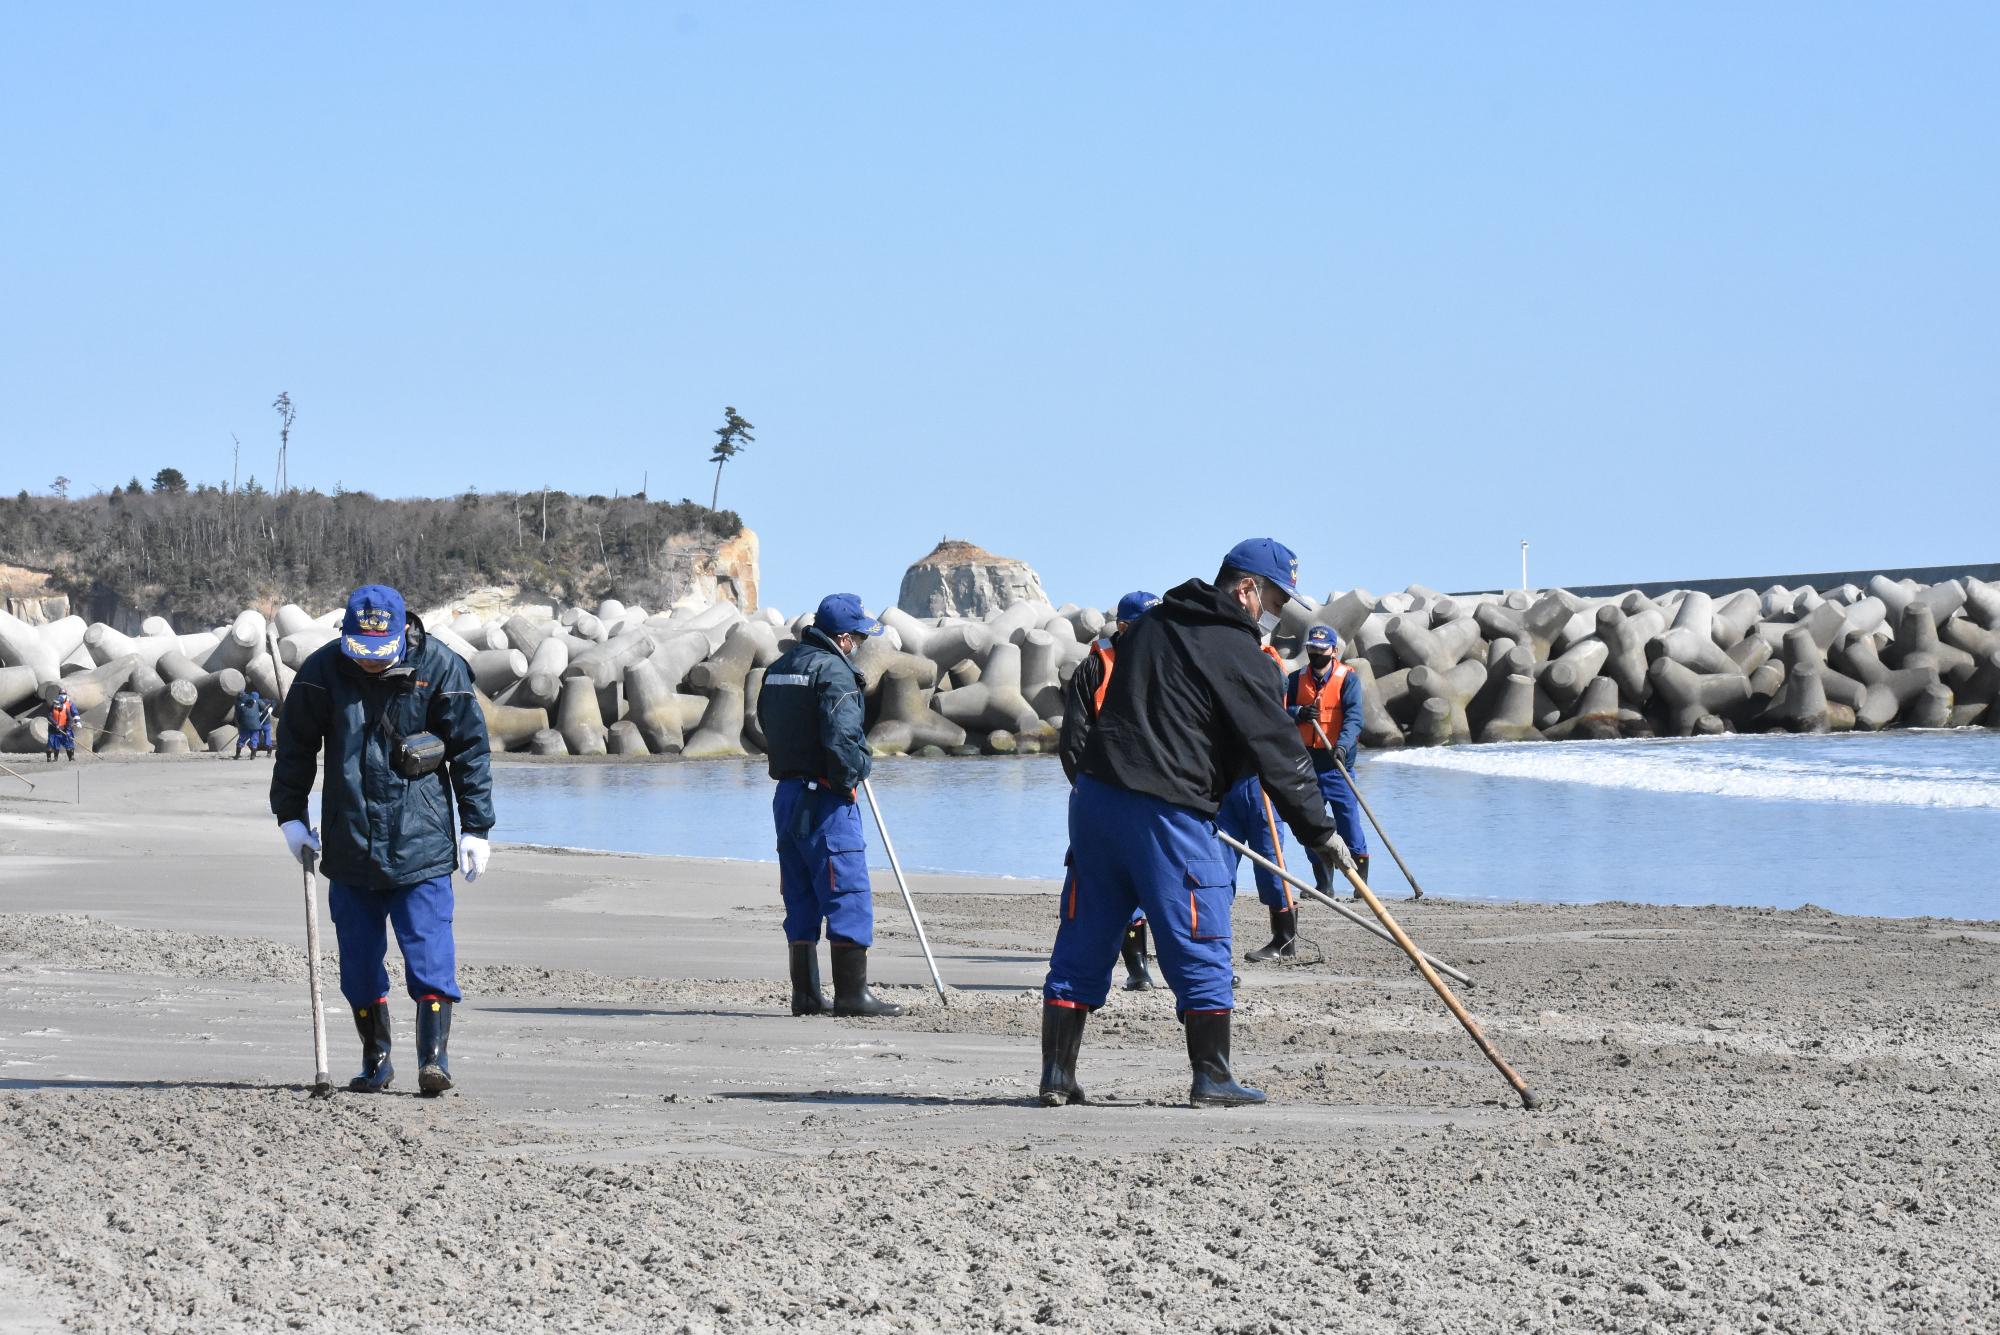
[0,485,747,628]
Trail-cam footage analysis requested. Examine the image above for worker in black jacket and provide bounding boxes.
[756,593,903,1019]
[1039,539,1351,1109]
[1057,590,1160,991]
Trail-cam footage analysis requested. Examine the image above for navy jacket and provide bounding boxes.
[1080,579,1337,845]
[1285,662,1364,770]
[234,693,271,733]
[757,627,871,793]
[271,618,495,889]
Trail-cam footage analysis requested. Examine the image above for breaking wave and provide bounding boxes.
[1370,733,2000,810]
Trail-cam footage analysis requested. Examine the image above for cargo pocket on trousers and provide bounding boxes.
[1184,858,1234,941]
[824,823,870,898]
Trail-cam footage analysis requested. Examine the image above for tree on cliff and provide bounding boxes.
[708,405,754,510]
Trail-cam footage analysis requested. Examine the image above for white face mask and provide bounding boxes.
[1257,610,1281,635]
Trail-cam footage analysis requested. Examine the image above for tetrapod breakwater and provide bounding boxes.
[2,572,1995,760]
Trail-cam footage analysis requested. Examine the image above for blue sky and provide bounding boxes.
[3,4,1994,616]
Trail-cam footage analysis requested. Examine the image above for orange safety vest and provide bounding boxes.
[1290,660,1351,751]
[50,698,76,731]
[1089,641,1116,714]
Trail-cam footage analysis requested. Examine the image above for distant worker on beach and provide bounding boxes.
[42,686,78,762]
[232,687,274,759]
[1058,589,1162,992]
[270,584,495,1097]
[1286,625,1369,895]
[1040,539,1351,1108]
[757,593,904,1019]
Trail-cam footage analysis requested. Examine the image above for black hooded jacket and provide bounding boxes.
[1079,579,1337,845]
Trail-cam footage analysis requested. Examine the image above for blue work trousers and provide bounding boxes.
[236,725,272,753]
[1044,775,1236,1013]
[46,730,74,754]
[1214,775,1291,909]
[1305,762,1368,883]
[773,778,874,946]
[328,874,460,1007]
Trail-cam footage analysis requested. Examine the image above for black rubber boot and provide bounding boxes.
[347,998,395,1093]
[415,996,454,1096]
[1120,920,1155,991]
[1186,1011,1265,1107]
[1037,1003,1088,1107]
[1243,907,1297,962]
[789,941,829,1016]
[830,945,904,1017]
[1353,854,1371,898]
[1311,851,1334,896]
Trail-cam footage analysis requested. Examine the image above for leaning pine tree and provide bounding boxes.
[708,406,753,511]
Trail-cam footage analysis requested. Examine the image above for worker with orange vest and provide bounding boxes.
[1285,625,1368,904]
[1058,590,1160,991]
[43,687,78,762]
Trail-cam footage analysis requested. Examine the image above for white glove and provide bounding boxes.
[281,820,320,867]
[1313,829,1355,872]
[458,834,491,882]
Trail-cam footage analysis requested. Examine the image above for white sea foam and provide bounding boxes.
[1371,734,2000,810]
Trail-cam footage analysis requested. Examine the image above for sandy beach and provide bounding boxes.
[2,758,1996,1333]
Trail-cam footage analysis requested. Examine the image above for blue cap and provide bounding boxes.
[1115,590,1161,622]
[815,593,883,637]
[1220,538,1318,612]
[1305,624,1338,650]
[341,584,408,664]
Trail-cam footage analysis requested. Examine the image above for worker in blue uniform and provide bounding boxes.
[233,687,274,758]
[1057,590,1160,992]
[1039,539,1352,1109]
[271,584,495,1096]
[1286,625,1369,899]
[756,593,903,1019]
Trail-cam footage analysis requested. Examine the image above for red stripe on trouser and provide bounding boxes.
[1046,998,1091,1011]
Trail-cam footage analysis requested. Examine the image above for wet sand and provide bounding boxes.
[2,758,1996,1332]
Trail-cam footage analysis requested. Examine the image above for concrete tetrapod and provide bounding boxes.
[529,728,568,756]
[1544,676,1622,741]
[555,676,609,756]
[155,730,190,754]
[606,720,649,756]
[932,641,1041,735]
[1647,658,1752,736]
[1889,603,1976,686]
[1478,674,1543,744]
[1540,640,1608,713]
[0,665,40,715]
[0,715,49,753]
[1596,605,1666,704]
[622,659,687,754]
[206,724,240,753]
[1350,660,1405,750]
[1653,628,1742,677]
[682,623,774,759]
[478,691,550,752]
[1522,594,1575,662]
[867,658,967,755]
[1405,662,1483,746]
[146,678,200,743]
[1386,616,1482,674]
[96,691,152,754]
[472,649,530,697]
[1015,629,1063,722]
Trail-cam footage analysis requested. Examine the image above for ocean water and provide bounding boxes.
[491,731,2000,920]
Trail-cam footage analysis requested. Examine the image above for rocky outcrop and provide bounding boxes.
[897,540,1048,619]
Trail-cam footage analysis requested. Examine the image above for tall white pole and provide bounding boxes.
[1520,540,1529,593]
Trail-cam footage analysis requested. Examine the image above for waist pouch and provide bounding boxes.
[392,731,447,779]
